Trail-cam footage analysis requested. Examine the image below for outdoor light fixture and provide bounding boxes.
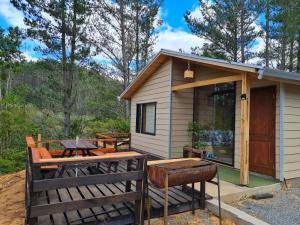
[241,94,247,100]
[184,61,194,79]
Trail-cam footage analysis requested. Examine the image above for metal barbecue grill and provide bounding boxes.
[147,158,221,225]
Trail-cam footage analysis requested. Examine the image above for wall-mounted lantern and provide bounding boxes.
[184,61,194,79]
[241,94,247,101]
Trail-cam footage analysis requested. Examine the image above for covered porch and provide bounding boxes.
[172,64,279,186]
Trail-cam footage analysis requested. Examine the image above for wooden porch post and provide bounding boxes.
[240,72,250,185]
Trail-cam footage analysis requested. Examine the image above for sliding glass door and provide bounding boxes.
[194,83,236,166]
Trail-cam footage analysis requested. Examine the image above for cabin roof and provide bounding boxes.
[120,49,300,100]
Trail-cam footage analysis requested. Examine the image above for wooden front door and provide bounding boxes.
[249,86,276,177]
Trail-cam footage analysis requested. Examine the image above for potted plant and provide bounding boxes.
[183,122,208,158]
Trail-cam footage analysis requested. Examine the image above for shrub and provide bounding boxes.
[0,149,26,174]
[85,118,130,136]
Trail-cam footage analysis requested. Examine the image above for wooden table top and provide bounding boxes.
[60,140,98,150]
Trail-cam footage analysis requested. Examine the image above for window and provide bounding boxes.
[136,102,156,135]
[194,83,236,166]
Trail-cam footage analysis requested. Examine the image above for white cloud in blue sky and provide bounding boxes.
[154,6,205,53]
[0,0,25,28]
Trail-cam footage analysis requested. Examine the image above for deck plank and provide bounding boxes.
[79,168,121,219]
[37,190,52,225]
[66,169,98,223]
[47,189,69,225]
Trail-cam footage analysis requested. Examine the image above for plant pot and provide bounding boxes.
[183,146,202,158]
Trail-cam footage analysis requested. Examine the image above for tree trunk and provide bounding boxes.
[240,1,245,63]
[233,26,238,62]
[297,31,300,72]
[265,0,270,67]
[135,1,140,76]
[6,69,11,96]
[289,38,294,72]
[61,0,70,137]
[120,0,130,118]
[0,81,2,101]
[279,38,287,70]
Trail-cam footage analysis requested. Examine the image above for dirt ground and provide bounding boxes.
[0,171,234,225]
[0,170,25,225]
[150,210,235,225]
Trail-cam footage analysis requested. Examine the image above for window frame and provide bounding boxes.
[136,102,157,136]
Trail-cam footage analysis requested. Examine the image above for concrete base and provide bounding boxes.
[191,179,282,224]
[285,177,300,188]
[192,179,281,203]
[206,199,270,225]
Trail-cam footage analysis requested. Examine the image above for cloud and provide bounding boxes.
[22,51,38,62]
[0,0,25,28]
[154,26,205,53]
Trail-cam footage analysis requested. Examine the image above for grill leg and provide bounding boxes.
[164,174,168,225]
[217,167,222,225]
[192,182,195,214]
[200,181,205,209]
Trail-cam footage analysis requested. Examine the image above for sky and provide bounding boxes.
[0,0,206,61]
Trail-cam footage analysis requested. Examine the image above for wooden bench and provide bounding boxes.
[31,147,58,170]
[96,132,131,149]
[26,136,37,148]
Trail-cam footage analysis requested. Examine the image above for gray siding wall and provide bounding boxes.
[130,59,172,158]
[284,84,300,179]
[170,60,194,158]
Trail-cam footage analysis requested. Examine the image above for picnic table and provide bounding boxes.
[60,140,98,157]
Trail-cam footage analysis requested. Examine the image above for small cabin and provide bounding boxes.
[121,49,300,185]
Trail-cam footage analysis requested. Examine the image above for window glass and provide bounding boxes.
[144,103,155,134]
[136,102,156,135]
[194,83,235,165]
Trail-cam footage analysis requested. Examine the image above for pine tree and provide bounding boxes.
[270,0,300,71]
[185,0,263,62]
[133,0,162,74]
[89,0,161,117]
[11,0,92,136]
[0,26,23,100]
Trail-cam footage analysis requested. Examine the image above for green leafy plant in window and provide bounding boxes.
[187,121,207,150]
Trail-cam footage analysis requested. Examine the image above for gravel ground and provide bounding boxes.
[149,209,235,225]
[231,188,300,225]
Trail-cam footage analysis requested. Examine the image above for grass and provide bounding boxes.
[218,164,278,188]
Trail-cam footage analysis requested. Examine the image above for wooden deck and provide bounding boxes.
[34,160,210,225]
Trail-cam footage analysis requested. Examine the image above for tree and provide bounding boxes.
[185,0,264,62]
[191,44,228,60]
[0,26,23,100]
[132,0,162,74]
[11,0,92,136]
[89,0,162,117]
[266,0,300,71]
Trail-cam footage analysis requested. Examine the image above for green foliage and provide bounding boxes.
[0,149,26,174]
[85,119,130,137]
[187,121,207,149]
[0,90,38,173]
[0,92,38,152]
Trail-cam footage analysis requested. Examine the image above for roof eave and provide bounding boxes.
[120,50,166,100]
